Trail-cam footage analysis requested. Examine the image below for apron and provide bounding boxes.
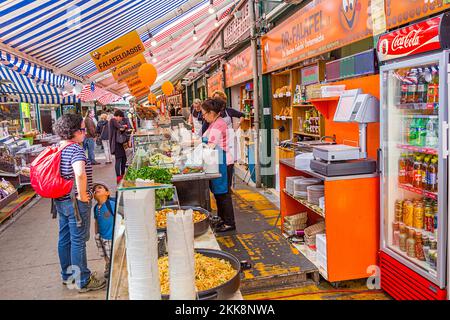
[203,128,228,196]
[222,109,237,163]
[209,145,228,195]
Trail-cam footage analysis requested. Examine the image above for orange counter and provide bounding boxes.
[280,158,380,282]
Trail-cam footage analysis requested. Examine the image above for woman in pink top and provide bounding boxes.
[202,99,236,233]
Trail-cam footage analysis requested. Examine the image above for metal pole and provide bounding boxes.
[249,0,261,188]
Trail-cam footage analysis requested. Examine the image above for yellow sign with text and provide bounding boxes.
[112,54,147,83]
[130,85,150,98]
[125,74,144,89]
[90,30,145,72]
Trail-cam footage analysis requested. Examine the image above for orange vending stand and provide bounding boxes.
[279,75,381,282]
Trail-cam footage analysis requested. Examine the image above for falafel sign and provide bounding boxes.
[261,0,372,74]
[111,54,147,83]
[90,31,145,72]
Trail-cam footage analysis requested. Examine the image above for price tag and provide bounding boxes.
[275,115,280,120]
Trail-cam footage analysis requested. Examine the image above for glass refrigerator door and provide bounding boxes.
[380,52,448,288]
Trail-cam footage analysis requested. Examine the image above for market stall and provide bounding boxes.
[108,127,245,300]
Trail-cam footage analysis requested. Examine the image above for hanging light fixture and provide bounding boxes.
[214,15,220,28]
[148,30,157,47]
[208,0,215,14]
[192,28,198,41]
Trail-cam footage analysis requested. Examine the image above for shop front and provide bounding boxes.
[261,0,383,284]
[224,46,256,181]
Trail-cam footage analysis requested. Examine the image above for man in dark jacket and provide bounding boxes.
[96,113,112,164]
[84,109,100,165]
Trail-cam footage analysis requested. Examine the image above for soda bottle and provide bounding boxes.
[417,69,428,103]
[398,153,407,184]
[422,155,430,190]
[407,153,415,185]
[409,117,418,146]
[400,77,409,104]
[427,68,439,103]
[418,118,427,147]
[413,156,422,189]
[428,157,438,193]
[407,69,418,103]
[425,118,438,148]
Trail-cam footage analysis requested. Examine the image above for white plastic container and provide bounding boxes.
[307,185,325,205]
[295,153,314,170]
[321,85,346,97]
[286,176,304,195]
[294,178,321,198]
[316,233,327,257]
[317,251,328,271]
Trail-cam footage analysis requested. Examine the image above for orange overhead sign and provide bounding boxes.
[90,30,145,72]
[385,0,450,29]
[224,47,253,88]
[111,54,147,83]
[261,0,372,74]
[125,74,144,89]
[130,85,150,98]
[207,71,224,96]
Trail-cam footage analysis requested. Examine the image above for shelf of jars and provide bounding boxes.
[293,131,320,138]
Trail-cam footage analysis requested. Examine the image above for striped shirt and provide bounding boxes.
[57,143,93,201]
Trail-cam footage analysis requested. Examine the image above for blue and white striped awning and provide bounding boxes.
[0,65,79,104]
[0,0,194,78]
[0,50,78,88]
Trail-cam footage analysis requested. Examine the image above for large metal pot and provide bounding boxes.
[161,248,251,300]
[156,206,211,237]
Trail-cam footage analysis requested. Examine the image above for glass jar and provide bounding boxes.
[393,221,400,247]
[415,232,425,261]
[413,202,424,229]
[403,200,414,227]
[399,225,408,252]
[406,229,416,258]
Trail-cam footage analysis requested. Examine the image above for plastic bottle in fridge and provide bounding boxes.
[408,117,418,146]
[417,69,428,104]
[425,118,438,148]
[417,118,427,147]
[398,153,407,184]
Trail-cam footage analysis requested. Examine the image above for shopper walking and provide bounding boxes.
[109,110,128,183]
[188,99,203,137]
[84,109,100,165]
[53,114,106,292]
[96,113,112,164]
[201,99,236,233]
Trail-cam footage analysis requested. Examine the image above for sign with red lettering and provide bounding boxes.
[377,14,450,62]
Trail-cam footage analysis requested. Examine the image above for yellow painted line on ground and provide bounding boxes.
[216,236,236,249]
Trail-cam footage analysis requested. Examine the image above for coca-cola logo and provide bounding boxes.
[391,29,422,52]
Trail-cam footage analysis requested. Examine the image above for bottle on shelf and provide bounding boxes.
[425,118,438,149]
[427,68,439,104]
[403,200,414,227]
[413,155,423,189]
[415,231,425,261]
[406,228,416,258]
[417,69,428,104]
[406,69,418,103]
[407,153,415,185]
[400,76,409,104]
[398,153,407,184]
[422,155,430,190]
[408,117,418,146]
[393,221,400,246]
[399,224,408,252]
[413,201,424,230]
[424,203,434,233]
[428,157,438,193]
[417,118,427,147]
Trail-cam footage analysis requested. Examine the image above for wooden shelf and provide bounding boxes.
[293,131,320,138]
[283,189,325,218]
[293,104,314,108]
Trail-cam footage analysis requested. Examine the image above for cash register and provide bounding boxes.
[310,89,379,177]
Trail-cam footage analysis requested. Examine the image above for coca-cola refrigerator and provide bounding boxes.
[377,13,450,300]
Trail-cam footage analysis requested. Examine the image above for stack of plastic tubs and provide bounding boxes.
[294,178,322,198]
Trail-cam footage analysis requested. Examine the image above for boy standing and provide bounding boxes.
[92,182,115,279]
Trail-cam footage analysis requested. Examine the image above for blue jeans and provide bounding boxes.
[83,138,96,163]
[55,199,92,288]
